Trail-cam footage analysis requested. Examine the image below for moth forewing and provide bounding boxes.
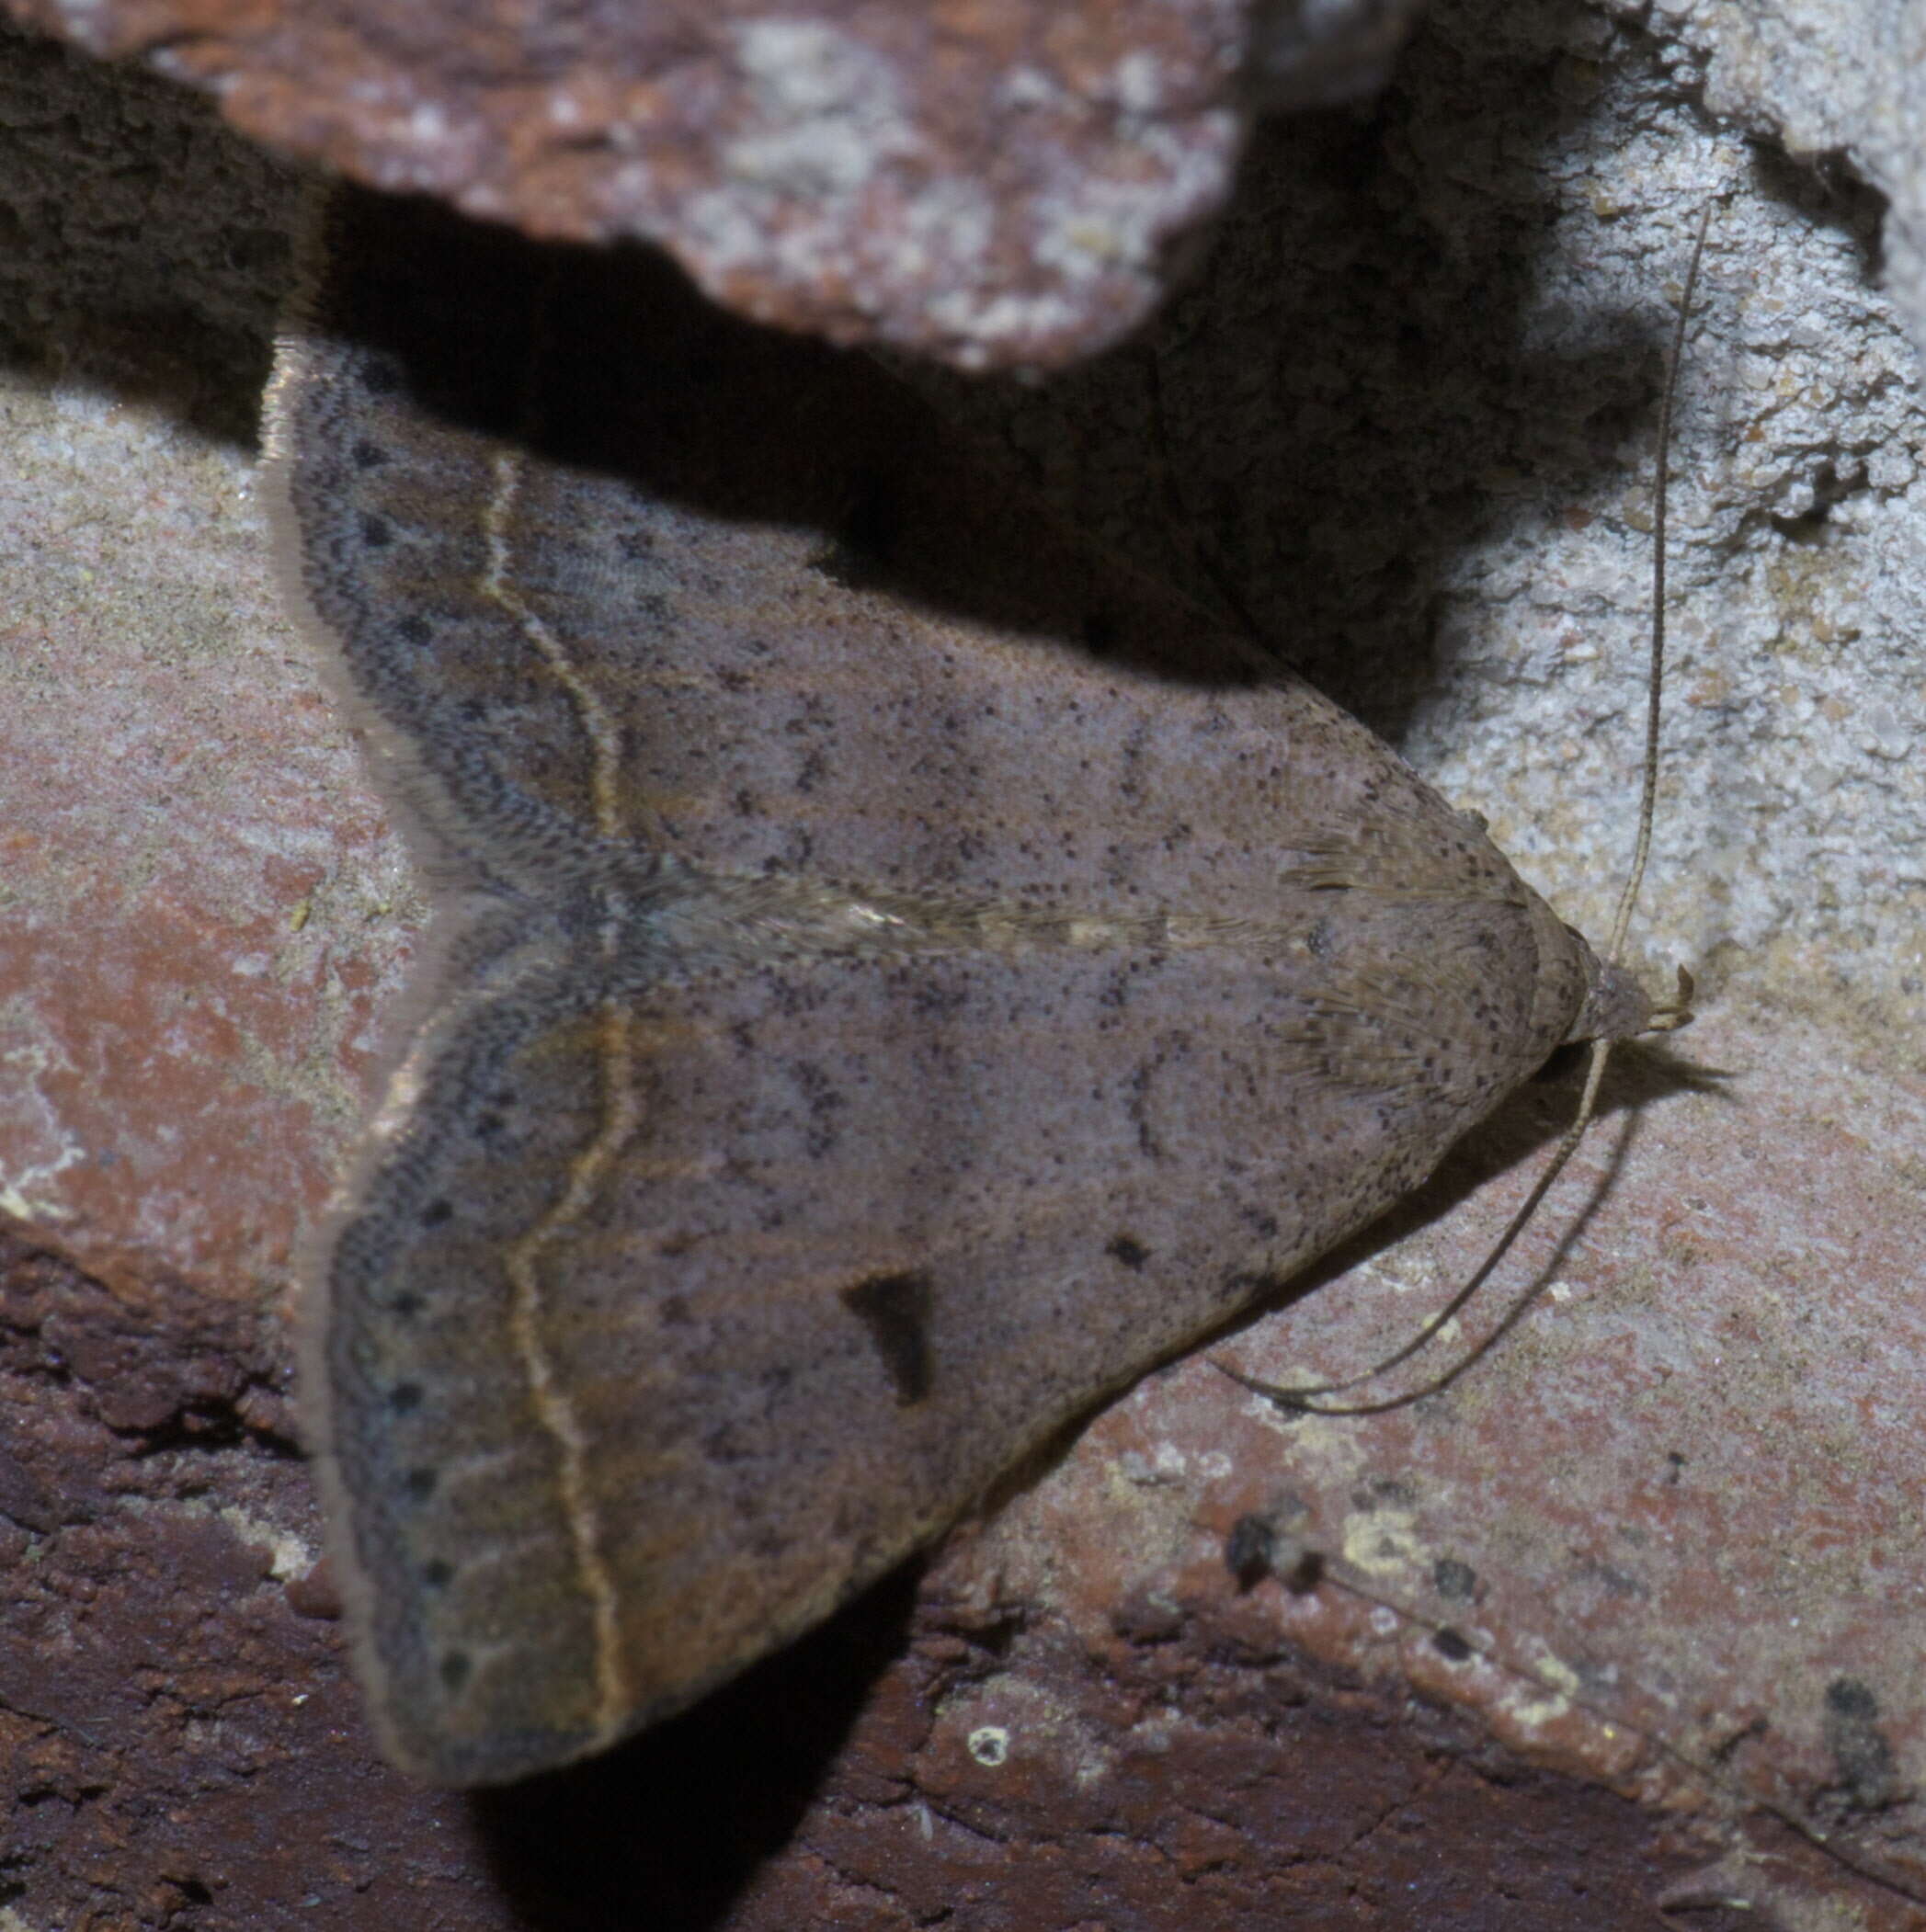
[268,183,1669,1785]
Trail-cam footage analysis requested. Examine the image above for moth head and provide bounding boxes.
[1562,931,1655,1045]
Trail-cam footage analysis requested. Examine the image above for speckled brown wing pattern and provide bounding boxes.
[265,186,1609,1784]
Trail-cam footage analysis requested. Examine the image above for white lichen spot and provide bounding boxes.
[45,0,110,41]
[898,180,996,278]
[120,1496,316,1583]
[1034,215,1130,283]
[927,286,1084,352]
[1073,1736,1119,1790]
[1235,1388,1369,1479]
[0,1036,84,1224]
[218,1505,316,1582]
[406,102,450,148]
[1363,1255,1440,1299]
[1111,51,1168,116]
[1500,1645,1582,1731]
[0,1148,82,1226]
[966,1724,1009,1767]
[997,66,1066,112]
[678,187,765,271]
[1117,1448,1175,1486]
[724,20,917,197]
[1025,110,1237,292]
[1340,1506,1427,1579]
[770,214,861,289]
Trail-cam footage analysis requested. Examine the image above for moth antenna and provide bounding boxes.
[1215,1038,1610,1416]
[1608,197,1715,970]
[1218,199,1715,1419]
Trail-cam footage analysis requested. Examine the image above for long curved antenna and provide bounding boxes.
[1611,199,1714,966]
[1219,200,1715,1419]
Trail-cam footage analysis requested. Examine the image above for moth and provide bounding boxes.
[265,184,1656,1785]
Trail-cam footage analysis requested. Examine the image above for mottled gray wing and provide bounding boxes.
[266,187,1607,1784]
[268,189,1572,944]
[316,915,1565,1784]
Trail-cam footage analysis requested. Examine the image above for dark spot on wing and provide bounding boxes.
[1105,1233,1150,1270]
[389,1381,423,1413]
[839,1270,934,1407]
[404,1467,438,1501]
[1433,1627,1473,1663]
[439,1649,472,1692]
[420,1199,454,1227]
[350,438,388,470]
[359,512,393,549]
[397,614,432,647]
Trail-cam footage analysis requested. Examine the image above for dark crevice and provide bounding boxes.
[1747,134,1890,279]
[120,1385,303,1462]
[1768,459,1871,542]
